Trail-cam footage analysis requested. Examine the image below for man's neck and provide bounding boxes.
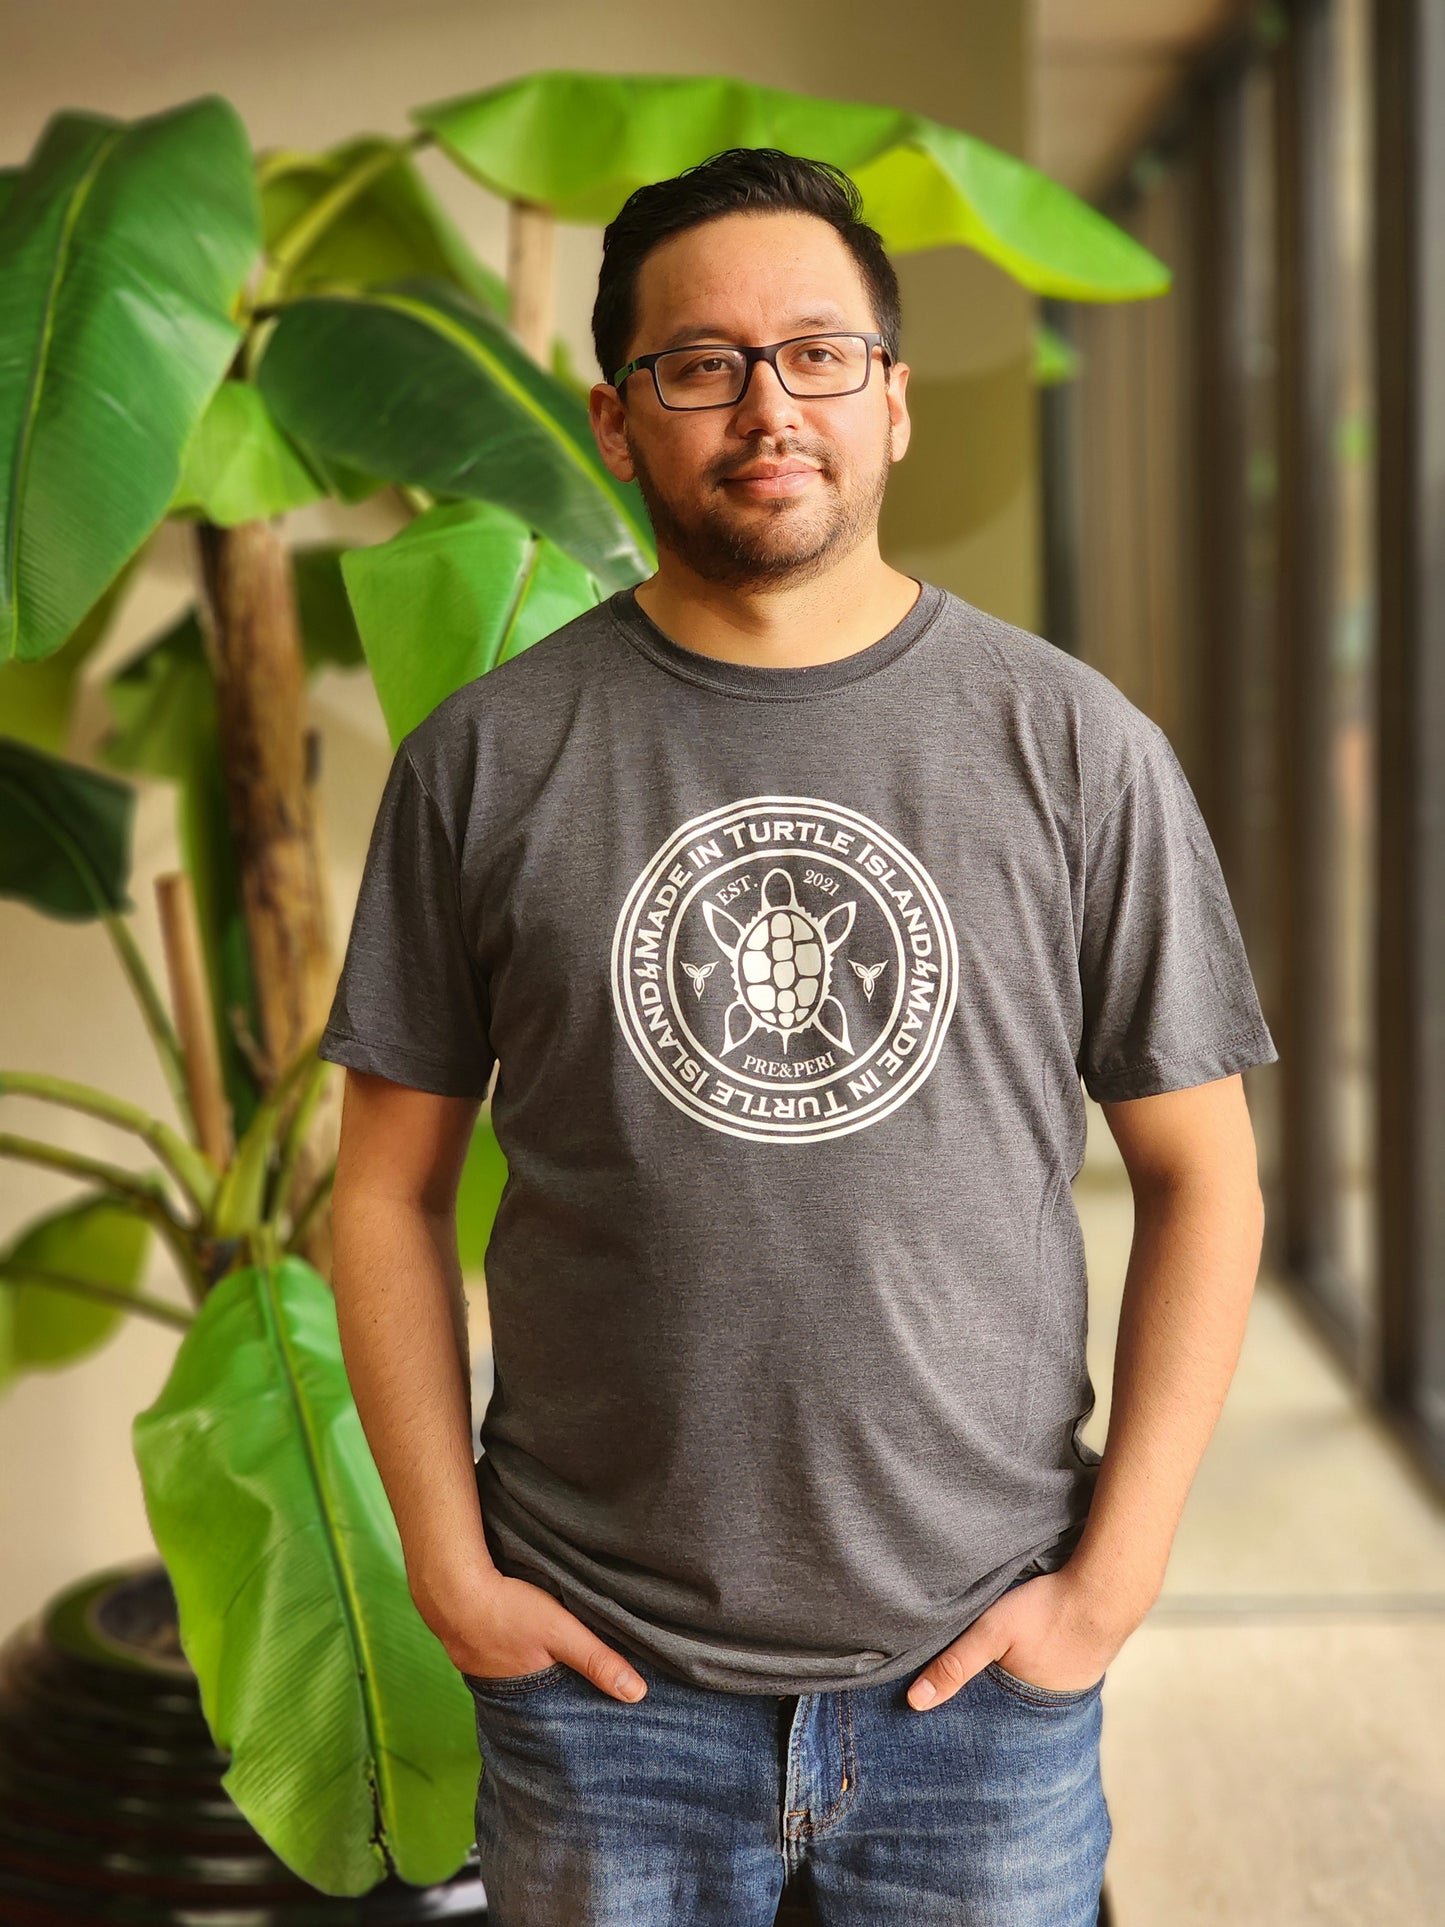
[630,551,922,671]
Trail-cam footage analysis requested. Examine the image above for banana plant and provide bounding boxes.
[0,69,1168,1896]
[0,730,514,1893]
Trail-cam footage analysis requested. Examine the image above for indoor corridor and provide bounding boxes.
[1074,1092,1445,1925]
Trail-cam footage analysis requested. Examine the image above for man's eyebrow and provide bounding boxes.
[653,310,855,352]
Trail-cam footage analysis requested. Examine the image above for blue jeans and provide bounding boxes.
[462,1571,1112,1924]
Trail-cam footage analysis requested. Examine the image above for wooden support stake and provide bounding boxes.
[508,198,556,364]
[155,870,234,1170]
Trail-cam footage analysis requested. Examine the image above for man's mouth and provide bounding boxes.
[722,461,823,499]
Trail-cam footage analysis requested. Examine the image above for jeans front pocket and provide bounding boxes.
[461,1660,571,1699]
[984,1659,1106,1707]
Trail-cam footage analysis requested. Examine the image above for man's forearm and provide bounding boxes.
[1066,1174,1266,1627]
[329,1179,495,1606]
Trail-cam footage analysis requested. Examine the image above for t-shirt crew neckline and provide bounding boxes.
[608,577,946,700]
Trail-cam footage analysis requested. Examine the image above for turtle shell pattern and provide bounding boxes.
[700,866,857,1057]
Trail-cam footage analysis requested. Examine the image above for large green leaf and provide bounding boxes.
[100,614,214,781]
[0,735,136,918]
[0,1195,151,1392]
[0,96,261,666]
[98,614,265,1139]
[257,134,511,320]
[253,278,655,594]
[132,1255,479,1894]
[291,544,367,672]
[273,441,392,508]
[169,381,328,524]
[341,498,603,745]
[0,548,145,753]
[412,70,1170,302]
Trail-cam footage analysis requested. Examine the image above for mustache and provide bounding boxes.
[713,450,830,483]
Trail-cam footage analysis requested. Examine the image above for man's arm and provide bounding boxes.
[328,1068,489,1620]
[1066,1069,1267,1625]
[328,1066,649,1701]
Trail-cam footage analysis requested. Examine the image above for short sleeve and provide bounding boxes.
[1077,731,1279,1102]
[316,744,496,1099]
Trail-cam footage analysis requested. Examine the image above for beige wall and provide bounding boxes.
[0,0,1036,1633]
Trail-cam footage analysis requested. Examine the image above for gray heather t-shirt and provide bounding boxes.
[317,578,1278,1695]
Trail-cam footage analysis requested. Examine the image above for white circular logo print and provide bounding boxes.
[610,795,960,1142]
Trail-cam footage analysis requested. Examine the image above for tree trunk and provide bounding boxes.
[194,516,339,1278]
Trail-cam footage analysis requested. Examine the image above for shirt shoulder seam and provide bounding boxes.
[401,744,484,989]
[1084,733,1163,862]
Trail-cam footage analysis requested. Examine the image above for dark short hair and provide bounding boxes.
[592,147,901,385]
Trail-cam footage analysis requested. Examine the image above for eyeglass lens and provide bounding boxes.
[654,334,873,407]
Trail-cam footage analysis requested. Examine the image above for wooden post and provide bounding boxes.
[508,198,556,364]
[155,870,234,1171]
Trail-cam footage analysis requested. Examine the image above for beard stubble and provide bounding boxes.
[625,426,894,591]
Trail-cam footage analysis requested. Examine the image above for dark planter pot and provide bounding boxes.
[0,1558,489,1924]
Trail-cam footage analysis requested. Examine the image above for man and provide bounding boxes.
[318,148,1277,1925]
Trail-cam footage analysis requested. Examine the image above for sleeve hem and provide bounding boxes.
[1081,1029,1279,1103]
[317,1026,493,1100]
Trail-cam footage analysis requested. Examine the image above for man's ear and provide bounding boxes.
[590,383,636,484]
[885,360,912,463]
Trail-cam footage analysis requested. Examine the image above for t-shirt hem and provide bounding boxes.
[591,1591,1035,1697]
[474,1456,1094,1696]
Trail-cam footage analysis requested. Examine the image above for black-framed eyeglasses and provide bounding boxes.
[611,331,894,410]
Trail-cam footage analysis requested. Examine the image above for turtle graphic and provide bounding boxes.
[701,866,857,1058]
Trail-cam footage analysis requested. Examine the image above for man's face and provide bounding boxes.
[590,210,911,589]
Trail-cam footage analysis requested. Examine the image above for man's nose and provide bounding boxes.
[732,355,803,428]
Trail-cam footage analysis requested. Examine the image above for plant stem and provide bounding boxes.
[215,1025,329,1236]
[0,1134,209,1306]
[0,1130,175,1207]
[193,520,333,1094]
[101,911,199,1140]
[257,143,407,294]
[286,1154,337,1252]
[269,1056,329,1225]
[0,1070,218,1214]
[0,1260,193,1331]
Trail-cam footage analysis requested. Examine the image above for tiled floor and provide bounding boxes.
[1075,1099,1445,1926]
